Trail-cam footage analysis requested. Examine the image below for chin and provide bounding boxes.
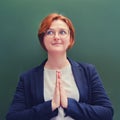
[48,49,66,53]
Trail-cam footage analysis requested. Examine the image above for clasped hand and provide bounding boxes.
[52,71,68,111]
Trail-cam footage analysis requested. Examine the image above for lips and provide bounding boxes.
[52,43,62,45]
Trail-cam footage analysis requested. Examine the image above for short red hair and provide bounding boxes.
[38,13,75,50]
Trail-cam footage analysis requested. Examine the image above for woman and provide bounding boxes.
[6,13,114,120]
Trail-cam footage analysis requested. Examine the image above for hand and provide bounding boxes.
[60,79,68,108]
[52,71,68,111]
[52,71,60,111]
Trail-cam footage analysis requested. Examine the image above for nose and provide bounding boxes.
[54,32,60,40]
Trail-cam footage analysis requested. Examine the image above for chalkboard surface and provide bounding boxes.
[0,0,119,119]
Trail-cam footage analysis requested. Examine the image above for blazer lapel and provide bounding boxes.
[69,59,87,102]
[35,60,47,104]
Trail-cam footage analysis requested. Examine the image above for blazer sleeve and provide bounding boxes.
[6,75,58,120]
[64,64,114,120]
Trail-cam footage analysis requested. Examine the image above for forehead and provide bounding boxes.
[49,19,69,29]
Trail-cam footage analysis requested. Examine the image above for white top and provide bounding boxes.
[44,64,80,120]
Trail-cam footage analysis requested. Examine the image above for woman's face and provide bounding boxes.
[43,19,70,54]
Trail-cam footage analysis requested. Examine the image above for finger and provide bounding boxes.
[60,80,68,108]
[56,71,61,82]
[60,80,65,95]
[55,71,60,95]
[52,71,61,111]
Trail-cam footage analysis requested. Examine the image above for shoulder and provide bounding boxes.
[69,58,96,70]
[19,60,46,78]
[68,58,99,78]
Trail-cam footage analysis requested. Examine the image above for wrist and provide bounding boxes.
[52,100,59,111]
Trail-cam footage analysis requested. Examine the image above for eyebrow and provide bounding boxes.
[47,28,69,31]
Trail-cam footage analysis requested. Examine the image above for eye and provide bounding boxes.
[59,30,67,35]
[46,30,54,35]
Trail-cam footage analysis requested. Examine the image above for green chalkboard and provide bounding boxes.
[0,0,119,119]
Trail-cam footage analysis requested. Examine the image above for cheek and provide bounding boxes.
[43,38,49,50]
[62,40,70,50]
[65,37,72,50]
[43,37,50,45]
[65,37,71,46]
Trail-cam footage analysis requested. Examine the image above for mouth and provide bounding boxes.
[52,43,62,45]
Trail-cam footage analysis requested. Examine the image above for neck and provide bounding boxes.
[45,53,69,70]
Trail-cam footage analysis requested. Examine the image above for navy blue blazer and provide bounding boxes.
[6,58,113,120]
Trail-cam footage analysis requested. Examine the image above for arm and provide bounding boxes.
[6,75,58,120]
[64,65,114,120]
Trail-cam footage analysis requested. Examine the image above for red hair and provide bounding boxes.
[38,13,75,50]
